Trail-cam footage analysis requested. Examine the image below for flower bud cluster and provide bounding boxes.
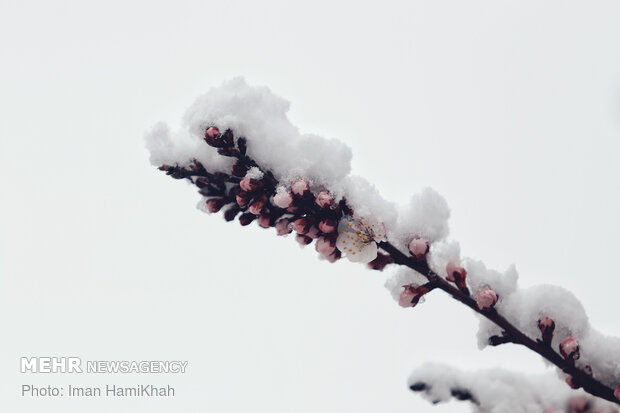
[160,126,351,264]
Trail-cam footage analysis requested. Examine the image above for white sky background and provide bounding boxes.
[1,1,619,412]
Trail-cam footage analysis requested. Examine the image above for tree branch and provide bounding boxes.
[379,241,619,405]
[155,125,620,406]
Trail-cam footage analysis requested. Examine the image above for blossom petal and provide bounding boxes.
[346,242,378,263]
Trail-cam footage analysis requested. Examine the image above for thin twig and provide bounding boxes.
[379,241,619,405]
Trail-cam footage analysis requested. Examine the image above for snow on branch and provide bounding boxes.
[146,78,620,407]
[409,363,619,413]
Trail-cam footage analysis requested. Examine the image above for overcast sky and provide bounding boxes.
[1,1,620,412]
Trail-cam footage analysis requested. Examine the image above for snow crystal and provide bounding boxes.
[244,166,264,180]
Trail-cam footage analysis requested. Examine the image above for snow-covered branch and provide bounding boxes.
[409,363,619,413]
[146,78,620,407]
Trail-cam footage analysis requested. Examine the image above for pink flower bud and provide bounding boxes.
[565,376,580,389]
[240,177,262,192]
[560,336,580,361]
[398,286,419,308]
[324,250,341,263]
[275,219,292,236]
[408,238,429,260]
[568,396,588,411]
[236,191,249,207]
[258,215,271,228]
[306,225,320,239]
[538,316,555,344]
[296,234,312,246]
[315,191,333,208]
[291,178,309,196]
[538,316,554,329]
[293,217,315,234]
[476,288,498,310]
[205,126,220,140]
[238,213,255,226]
[318,219,337,234]
[248,196,267,215]
[446,262,466,282]
[368,253,391,271]
[273,191,294,208]
[315,236,336,257]
[614,385,620,400]
[206,199,225,213]
[223,204,240,222]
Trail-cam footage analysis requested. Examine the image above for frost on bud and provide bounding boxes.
[238,213,256,226]
[273,189,294,209]
[368,253,391,271]
[475,288,497,310]
[398,285,420,308]
[206,199,225,213]
[315,236,336,257]
[408,238,429,260]
[248,195,268,215]
[296,234,312,246]
[560,336,580,362]
[258,215,271,228]
[204,126,221,145]
[240,177,262,192]
[293,217,315,235]
[315,190,333,208]
[291,178,310,196]
[614,385,620,400]
[318,219,337,234]
[538,316,555,345]
[275,219,292,236]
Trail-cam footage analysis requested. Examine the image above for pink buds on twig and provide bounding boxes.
[538,316,555,345]
[475,288,498,310]
[273,190,294,208]
[315,191,334,208]
[560,336,580,362]
[446,262,469,295]
[206,198,225,213]
[318,219,337,234]
[291,179,310,197]
[408,238,429,260]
